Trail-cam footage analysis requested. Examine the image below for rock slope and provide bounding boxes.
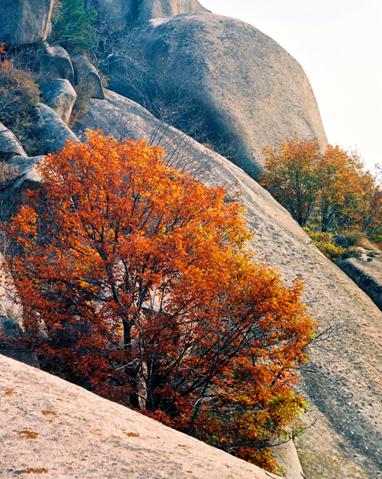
[109,13,327,177]
[75,91,382,479]
[0,354,280,479]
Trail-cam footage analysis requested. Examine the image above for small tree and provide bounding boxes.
[316,146,362,232]
[51,0,98,51]
[261,139,364,232]
[355,166,382,237]
[9,132,315,472]
[261,139,322,227]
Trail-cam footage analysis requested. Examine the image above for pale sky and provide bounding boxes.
[203,0,382,169]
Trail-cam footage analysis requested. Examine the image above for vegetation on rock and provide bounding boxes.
[51,0,98,51]
[7,132,316,472]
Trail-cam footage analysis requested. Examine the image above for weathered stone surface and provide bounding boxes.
[40,44,75,84]
[33,103,78,154]
[0,0,53,46]
[140,0,207,21]
[0,354,281,479]
[86,0,207,31]
[75,91,382,479]
[7,155,44,190]
[0,122,26,160]
[40,79,77,124]
[337,252,382,311]
[109,13,327,178]
[72,54,104,99]
[85,0,132,32]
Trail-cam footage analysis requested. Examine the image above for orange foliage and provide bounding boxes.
[9,131,315,471]
[261,139,364,231]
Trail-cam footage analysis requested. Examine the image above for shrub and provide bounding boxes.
[305,229,345,259]
[8,131,316,472]
[0,63,40,154]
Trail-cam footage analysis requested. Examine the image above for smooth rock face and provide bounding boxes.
[40,44,75,84]
[86,0,133,31]
[0,354,281,479]
[109,14,327,178]
[76,91,382,479]
[0,122,26,160]
[33,104,78,154]
[87,0,207,31]
[72,54,105,99]
[40,79,77,124]
[0,0,53,46]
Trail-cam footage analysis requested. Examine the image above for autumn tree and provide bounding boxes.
[261,139,365,232]
[354,165,382,237]
[8,131,315,472]
[261,139,322,227]
[316,146,362,232]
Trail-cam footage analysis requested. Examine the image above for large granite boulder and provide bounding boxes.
[0,0,53,46]
[108,13,327,178]
[0,354,281,479]
[33,103,78,154]
[40,79,77,125]
[86,0,207,31]
[75,91,382,479]
[0,122,26,161]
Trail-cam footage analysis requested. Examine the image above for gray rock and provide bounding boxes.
[0,122,26,160]
[75,90,382,479]
[334,234,351,248]
[337,256,382,311]
[72,54,104,99]
[86,0,207,32]
[34,103,78,154]
[40,43,75,84]
[85,0,133,32]
[0,0,53,46]
[40,79,77,124]
[8,155,44,190]
[109,13,327,178]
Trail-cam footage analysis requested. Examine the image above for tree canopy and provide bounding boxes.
[261,138,382,236]
[9,131,315,472]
